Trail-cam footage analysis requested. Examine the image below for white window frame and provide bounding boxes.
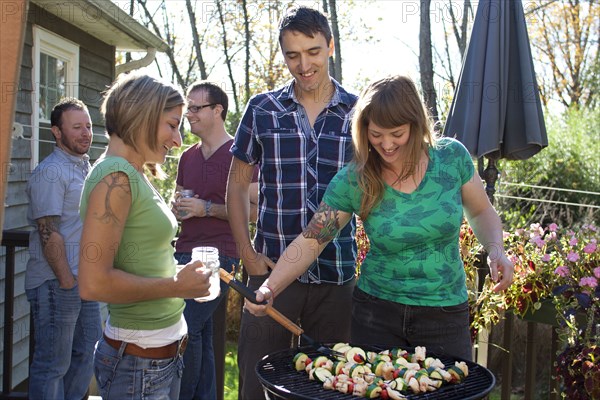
[32,26,79,166]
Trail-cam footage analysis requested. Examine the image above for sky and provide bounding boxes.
[132,0,467,97]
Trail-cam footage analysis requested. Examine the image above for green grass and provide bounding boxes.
[224,341,239,400]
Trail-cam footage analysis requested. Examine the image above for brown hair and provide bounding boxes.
[101,73,184,176]
[351,75,437,219]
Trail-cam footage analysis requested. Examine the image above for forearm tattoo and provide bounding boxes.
[37,216,60,249]
[95,172,131,225]
[302,203,340,244]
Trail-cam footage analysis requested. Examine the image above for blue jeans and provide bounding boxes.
[26,279,102,400]
[351,287,473,361]
[175,252,237,400]
[94,337,184,399]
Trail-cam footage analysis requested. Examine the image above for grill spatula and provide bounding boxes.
[219,268,344,359]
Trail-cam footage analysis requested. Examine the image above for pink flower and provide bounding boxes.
[583,242,597,254]
[579,277,598,288]
[548,223,558,232]
[567,252,580,262]
[569,237,578,246]
[515,228,524,236]
[547,232,557,242]
[532,236,545,248]
[555,266,570,277]
[530,223,542,234]
[541,254,551,262]
[593,267,600,279]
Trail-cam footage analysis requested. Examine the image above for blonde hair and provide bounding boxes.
[352,75,437,219]
[100,73,185,176]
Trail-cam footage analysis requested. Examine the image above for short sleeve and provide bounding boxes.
[27,164,66,219]
[322,164,360,213]
[175,149,189,187]
[231,97,261,165]
[453,139,475,185]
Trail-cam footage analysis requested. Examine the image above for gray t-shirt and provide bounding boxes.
[25,147,90,290]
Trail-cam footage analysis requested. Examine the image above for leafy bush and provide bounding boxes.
[497,107,600,230]
[464,220,600,399]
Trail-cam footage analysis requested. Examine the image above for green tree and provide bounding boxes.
[497,107,600,229]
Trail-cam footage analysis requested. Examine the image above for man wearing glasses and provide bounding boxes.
[172,82,258,399]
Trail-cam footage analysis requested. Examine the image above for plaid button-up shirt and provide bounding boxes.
[231,79,357,284]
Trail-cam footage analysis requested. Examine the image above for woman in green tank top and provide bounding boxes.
[79,73,212,399]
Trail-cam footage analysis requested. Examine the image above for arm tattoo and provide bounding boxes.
[94,172,131,225]
[37,216,60,249]
[302,203,341,245]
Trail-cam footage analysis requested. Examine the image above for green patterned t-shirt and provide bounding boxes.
[323,137,474,306]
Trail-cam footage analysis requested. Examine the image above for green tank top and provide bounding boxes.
[80,156,184,330]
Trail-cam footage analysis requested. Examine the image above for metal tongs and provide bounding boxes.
[219,268,344,359]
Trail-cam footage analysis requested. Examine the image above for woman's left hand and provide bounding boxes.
[488,252,514,292]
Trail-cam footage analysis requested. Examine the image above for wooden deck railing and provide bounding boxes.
[501,312,561,399]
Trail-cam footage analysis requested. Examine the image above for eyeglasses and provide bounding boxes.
[186,103,217,113]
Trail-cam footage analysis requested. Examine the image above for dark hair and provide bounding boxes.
[278,6,332,45]
[50,97,88,128]
[187,81,229,121]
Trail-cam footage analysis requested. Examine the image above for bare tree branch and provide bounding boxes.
[136,0,185,88]
[216,0,239,112]
[186,0,207,80]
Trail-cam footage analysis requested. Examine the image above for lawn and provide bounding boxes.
[224,341,239,400]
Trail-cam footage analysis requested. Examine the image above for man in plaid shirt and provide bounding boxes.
[227,6,358,400]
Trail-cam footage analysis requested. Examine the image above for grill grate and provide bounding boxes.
[256,345,495,400]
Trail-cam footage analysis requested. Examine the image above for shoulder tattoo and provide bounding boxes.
[94,172,131,225]
[302,202,340,244]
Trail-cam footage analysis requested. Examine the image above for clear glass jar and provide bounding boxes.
[191,246,220,302]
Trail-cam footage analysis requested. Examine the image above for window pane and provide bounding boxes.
[39,52,66,120]
[39,86,47,120]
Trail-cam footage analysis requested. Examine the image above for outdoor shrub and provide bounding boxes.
[497,107,600,230]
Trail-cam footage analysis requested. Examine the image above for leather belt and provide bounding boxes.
[103,333,188,359]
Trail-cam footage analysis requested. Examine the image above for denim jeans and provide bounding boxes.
[175,252,236,400]
[351,287,473,361]
[94,336,184,399]
[26,279,102,400]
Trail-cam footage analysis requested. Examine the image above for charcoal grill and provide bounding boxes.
[256,345,496,400]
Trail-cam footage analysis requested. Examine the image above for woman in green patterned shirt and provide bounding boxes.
[246,75,514,361]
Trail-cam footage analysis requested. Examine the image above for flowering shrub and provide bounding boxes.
[462,222,600,399]
[355,217,370,273]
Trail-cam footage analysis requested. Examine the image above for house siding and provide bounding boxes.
[1,2,114,388]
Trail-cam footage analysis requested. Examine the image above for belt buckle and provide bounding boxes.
[177,334,189,356]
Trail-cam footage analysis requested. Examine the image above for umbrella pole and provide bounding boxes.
[482,157,499,205]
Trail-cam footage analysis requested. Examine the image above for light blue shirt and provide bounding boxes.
[25,147,90,290]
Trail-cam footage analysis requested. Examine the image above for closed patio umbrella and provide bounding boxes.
[443,0,548,202]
